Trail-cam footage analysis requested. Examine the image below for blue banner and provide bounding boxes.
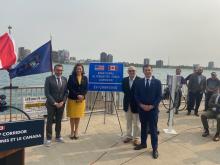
[8,41,52,79]
[0,120,44,152]
[88,63,123,92]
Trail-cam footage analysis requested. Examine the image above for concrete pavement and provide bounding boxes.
[25,107,220,165]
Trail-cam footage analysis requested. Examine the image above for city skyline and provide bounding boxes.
[1,0,220,66]
[16,45,216,68]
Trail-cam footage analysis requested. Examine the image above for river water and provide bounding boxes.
[0,64,219,88]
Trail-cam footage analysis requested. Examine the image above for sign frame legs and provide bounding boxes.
[84,91,123,136]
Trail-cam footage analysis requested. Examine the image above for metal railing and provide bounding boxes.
[0,86,124,122]
[1,83,194,122]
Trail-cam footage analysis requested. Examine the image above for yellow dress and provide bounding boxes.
[67,76,86,118]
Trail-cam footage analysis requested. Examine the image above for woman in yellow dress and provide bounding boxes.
[66,63,88,139]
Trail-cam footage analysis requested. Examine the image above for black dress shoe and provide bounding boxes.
[194,113,199,117]
[202,129,209,137]
[152,150,159,159]
[213,133,220,141]
[186,111,191,115]
[134,144,147,150]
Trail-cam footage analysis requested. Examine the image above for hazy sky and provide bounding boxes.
[1,0,220,66]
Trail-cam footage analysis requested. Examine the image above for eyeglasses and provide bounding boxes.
[56,69,63,71]
[128,70,135,72]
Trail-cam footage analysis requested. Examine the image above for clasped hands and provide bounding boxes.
[77,95,84,102]
[54,101,64,108]
[140,103,154,112]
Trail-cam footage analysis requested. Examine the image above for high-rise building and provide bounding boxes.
[18,47,31,61]
[156,60,163,68]
[100,52,108,62]
[57,50,70,63]
[208,61,214,69]
[100,52,113,62]
[107,54,113,62]
[144,58,150,65]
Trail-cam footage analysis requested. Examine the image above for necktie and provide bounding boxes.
[129,79,133,88]
[146,79,149,88]
[57,78,61,89]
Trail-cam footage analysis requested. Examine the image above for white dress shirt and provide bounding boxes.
[145,76,152,87]
[129,76,136,88]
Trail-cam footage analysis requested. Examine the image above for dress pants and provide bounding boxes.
[139,109,158,150]
[201,111,220,133]
[205,92,213,111]
[46,104,64,140]
[188,91,203,113]
[174,89,182,110]
[125,106,140,140]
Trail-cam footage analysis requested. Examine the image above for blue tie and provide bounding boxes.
[146,79,149,88]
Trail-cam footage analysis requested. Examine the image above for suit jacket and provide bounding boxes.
[67,75,88,100]
[135,77,162,111]
[122,76,141,113]
[208,93,220,112]
[188,73,206,93]
[44,75,68,106]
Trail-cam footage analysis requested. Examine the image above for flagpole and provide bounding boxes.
[8,25,12,122]
[50,34,53,75]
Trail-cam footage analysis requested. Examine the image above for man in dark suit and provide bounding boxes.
[187,66,206,116]
[134,64,162,159]
[44,64,68,146]
[201,90,220,141]
[122,66,141,146]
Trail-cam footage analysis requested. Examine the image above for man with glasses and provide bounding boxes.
[122,66,141,146]
[44,64,68,146]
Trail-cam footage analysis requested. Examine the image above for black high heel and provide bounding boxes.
[69,135,74,140]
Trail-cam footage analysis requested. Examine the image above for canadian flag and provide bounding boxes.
[0,33,17,70]
[108,65,118,71]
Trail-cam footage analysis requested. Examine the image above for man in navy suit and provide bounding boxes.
[134,64,162,159]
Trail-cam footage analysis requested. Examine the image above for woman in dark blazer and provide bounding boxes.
[66,63,88,139]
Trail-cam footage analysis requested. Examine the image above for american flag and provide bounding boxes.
[108,65,118,71]
[0,125,5,131]
[95,65,105,71]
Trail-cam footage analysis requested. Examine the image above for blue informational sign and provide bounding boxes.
[88,63,123,92]
[0,119,44,152]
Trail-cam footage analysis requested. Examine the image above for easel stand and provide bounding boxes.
[84,91,123,136]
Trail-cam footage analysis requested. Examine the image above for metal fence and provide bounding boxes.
[0,86,124,122]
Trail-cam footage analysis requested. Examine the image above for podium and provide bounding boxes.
[0,148,24,165]
[0,119,44,165]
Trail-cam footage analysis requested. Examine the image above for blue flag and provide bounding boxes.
[8,41,52,79]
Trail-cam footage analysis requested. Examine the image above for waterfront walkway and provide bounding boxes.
[26,106,220,165]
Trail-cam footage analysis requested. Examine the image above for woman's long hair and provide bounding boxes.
[71,63,85,77]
